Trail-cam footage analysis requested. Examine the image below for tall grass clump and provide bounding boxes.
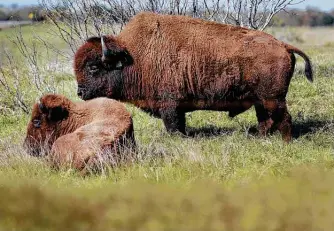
[0,166,334,231]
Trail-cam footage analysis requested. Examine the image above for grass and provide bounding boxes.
[1,165,334,230]
[0,24,333,230]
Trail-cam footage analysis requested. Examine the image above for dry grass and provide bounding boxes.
[0,24,333,230]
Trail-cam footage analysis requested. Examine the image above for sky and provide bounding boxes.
[0,0,333,11]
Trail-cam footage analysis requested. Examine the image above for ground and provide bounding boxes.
[0,23,333,230]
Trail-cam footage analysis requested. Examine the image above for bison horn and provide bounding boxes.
[101,36,114,62]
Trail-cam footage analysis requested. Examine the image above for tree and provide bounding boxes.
[0,9,7,20]
[40,0,306,53]
[321,14,334,26]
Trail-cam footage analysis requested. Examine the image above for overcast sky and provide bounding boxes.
[0,0,333,11]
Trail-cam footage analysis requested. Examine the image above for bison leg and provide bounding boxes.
[255,103,273,136]
[160,108,186,134]
[257,100,292,142]
[270,102,292,143]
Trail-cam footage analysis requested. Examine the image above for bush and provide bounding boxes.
[321,14,334,26]
[0,9,7,20]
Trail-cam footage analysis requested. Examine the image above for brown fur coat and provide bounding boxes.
[24,94,135,173]
[73,12,312,141]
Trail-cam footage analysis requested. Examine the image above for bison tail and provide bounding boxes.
[285,44,313,82]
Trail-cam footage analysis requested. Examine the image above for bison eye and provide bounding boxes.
[32,119,41,128]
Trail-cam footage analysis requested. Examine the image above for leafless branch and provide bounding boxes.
[0,26,66,114]
[40,0,305,55]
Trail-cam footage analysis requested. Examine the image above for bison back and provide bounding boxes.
[119,12,291,103]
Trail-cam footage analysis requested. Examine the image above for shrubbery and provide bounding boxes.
[0,6,45,21]
[272,8,334,27]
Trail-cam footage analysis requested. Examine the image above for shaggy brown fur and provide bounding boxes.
[74,12,313,142]
[24,94,135,173]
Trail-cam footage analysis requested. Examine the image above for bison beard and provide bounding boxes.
[74,12,313,142]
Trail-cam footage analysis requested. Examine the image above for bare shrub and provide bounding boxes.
[0,26,76,115]
[40,0,306,53]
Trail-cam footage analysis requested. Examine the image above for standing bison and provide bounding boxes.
[74,12,313,142]
[24,94,135,173]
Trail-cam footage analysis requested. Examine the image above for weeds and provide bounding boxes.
[0,22,333,230]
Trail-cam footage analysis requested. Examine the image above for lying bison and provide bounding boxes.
[74,12,313,142]
[24,94,135,173]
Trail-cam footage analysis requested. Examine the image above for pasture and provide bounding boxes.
[0,23,333,230]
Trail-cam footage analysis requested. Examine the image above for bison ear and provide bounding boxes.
[101,36,133,69]
[48,106,69,122]
[114,50,134,69]
[39,103,69,122]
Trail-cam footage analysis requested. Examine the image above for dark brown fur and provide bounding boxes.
[24,94,135,173]
[74,12,313,142]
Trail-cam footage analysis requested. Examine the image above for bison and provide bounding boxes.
[24,94,135,173]
[74,12,313,142]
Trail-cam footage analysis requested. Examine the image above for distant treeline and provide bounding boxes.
[272,8,334,27]
[0,6,45,21]
[0,5,333,27]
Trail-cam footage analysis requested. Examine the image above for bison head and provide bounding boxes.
[74,36,133,100]
[24,94,71,156]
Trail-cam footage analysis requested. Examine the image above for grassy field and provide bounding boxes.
[0,23,333,230]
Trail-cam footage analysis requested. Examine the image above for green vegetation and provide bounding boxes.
[0,24,333,230]
[1,167,334,231]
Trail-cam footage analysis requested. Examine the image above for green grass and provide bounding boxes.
[0,24,333,230]
[1,166,334,231]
